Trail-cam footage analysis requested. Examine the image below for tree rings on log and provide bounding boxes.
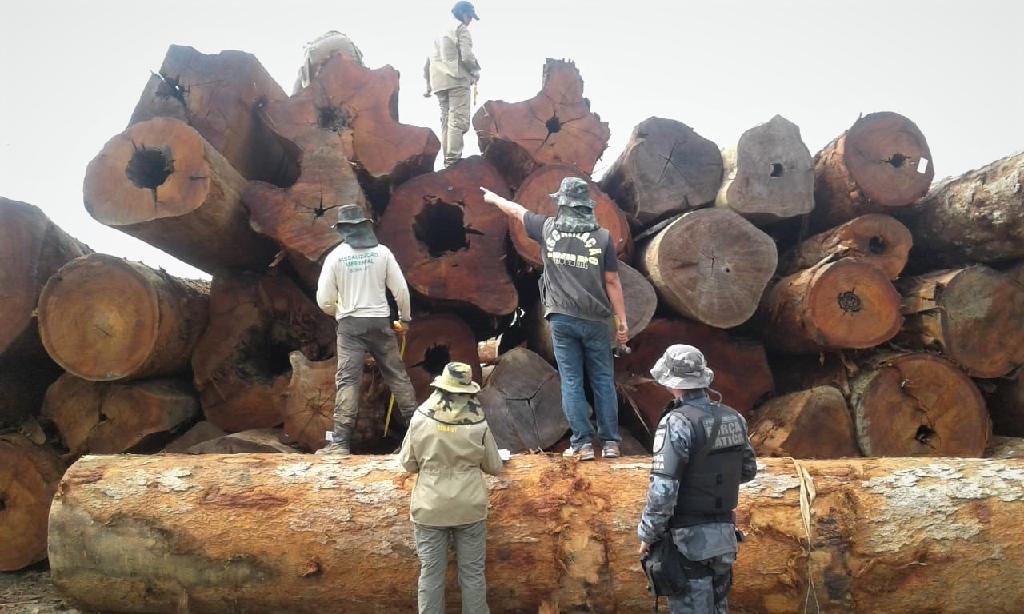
[784,213,912,280]
[84,117,277,273]
[601,117,723,229]
[749,387,860,459]
[714,114,814,225]
[639,208,777,329]
[0,433,64,571]
[478,348,571,451]
[38,254,209,382]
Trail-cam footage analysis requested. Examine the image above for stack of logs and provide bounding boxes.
[2,41,1024,588]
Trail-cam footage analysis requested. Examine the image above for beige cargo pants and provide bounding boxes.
[437,86,471,167]
[414,520,489,614]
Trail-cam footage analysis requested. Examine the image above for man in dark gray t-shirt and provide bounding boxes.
[481,178,628,460]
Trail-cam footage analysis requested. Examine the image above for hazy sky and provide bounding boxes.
[2,1,1022,279]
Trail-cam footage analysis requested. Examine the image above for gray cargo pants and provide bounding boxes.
[334,317,417,443]
[414,520,489,614]
[437,86,471,167]
[666,552,735,613]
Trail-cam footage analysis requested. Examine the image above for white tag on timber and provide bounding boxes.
[325,431,334,442]
[917,157,929,174]
[498,449,511,461]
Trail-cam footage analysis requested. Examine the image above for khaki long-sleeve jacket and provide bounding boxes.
[425,23,480,94]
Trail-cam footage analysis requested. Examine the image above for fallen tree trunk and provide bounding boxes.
[850,352,990,456]
[473,59,609,188]
[714,114,814,225]
[41,374,198,457]
[784,213,912,280]
[509,164,631,268]
[601,117,723,229]
[37,254,209,382]
[762,257,903,354]
[638,208,777,328]
[49,454,1024,613]
[811,111,934,228]
[0,434,64,571]
[377,156,518,316]
[897,266,1024,378]
[749,386,860,459]
[987,371,1024,437]
[83,117,278,273]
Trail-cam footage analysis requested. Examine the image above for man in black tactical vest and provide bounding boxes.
[637,344,758,613]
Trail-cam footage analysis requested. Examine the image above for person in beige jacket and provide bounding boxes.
[398,361,503,614]
[424,1,481,167]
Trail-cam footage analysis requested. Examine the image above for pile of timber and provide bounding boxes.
[2,38,1023,587]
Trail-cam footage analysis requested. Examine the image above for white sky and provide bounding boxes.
[2,1,1022,280]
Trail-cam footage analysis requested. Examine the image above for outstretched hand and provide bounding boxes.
[479,186,502,206]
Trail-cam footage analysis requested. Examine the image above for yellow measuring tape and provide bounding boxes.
[383,325,408,437]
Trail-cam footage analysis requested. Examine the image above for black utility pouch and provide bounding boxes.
[641,535,689,597]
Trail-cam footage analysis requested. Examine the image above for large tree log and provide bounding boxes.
[0,434,64,571]
[509,164,631,268]
[473,59,609,188]
[987,371,1024,437]
[850,352,990,456]
[615,318,773,434]
[478,348,571,452]
[49,455,1024,613]
[41,375,198,457]
[601,117,723,229]
[762,257,903,354]
[811,111,934,228]
[901,151,1024,266]
[714,114,814,225]
[378,156,518,316]
[749,386,860,459]
[37,254,209,382]
[783,213,912,280]
[896,266,1024,378]
[84,117,277,273]
[639,208,777,328]
[192,272,336,432]
[129,45,297,185]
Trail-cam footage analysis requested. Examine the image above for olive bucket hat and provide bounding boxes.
[430,362,481,394]
[549,176,596,210]
[332,203,370,228]
[650,344,715,390]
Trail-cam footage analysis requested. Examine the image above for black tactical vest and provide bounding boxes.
[669,400,745,527]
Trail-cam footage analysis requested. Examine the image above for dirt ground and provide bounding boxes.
[0,565,80,614]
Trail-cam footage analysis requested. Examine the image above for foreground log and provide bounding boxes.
[84,118,277,273]
[478,348,570,452]
[378,157,518,316]
[762,257,903,353]
[509,164,631,267]
[473,59,609,188]
[897,266,1024,378]
[784,213,912,280]
[812,111,934,228]
[988,371,1024,437]
[714,115,814,225]
[41,375,198,457]
[749,387,860,458]
[901,151,1024,266]
[850,352,990,456]
[616,319,773,432]
[129,45,296,185]
[601,117,723,228]
[37,254,209,382]
[192,272,336,432]
[0,434,63,571]
[639,208,777,328]
[49,455,1024,613]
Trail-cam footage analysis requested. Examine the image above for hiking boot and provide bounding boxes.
[315,442,351,456]
[602,441,621,459]
[562,443,595,461]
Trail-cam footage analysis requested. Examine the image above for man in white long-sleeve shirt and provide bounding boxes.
[316,204,418,455]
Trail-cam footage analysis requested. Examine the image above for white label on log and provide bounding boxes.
[498,449,511,461]
[917,157,929,174]
[325,431,334,442]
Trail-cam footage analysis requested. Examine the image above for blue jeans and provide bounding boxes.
[549,314,621,447]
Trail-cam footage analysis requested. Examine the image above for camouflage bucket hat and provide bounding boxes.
[332,204,370,227]
[430,362,480,394]
[650,344,714,390]
[549,176,596,210]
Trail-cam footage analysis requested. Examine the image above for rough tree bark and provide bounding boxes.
[601,117,723,229]
[0,434,64,571]
[850,352,990,457]
[714,114,814,225]
[48,455,1024,613]
[897,266,1024,378]
[37,254,209,382]
[377,156,518,316]
[84,117,277,273]
[811,111,934,229]
[509,164,632,268]
[749,386,861,459]
[762,257,903,354]
[783,213,912,280]
[639,208,777,329]
[473,59,609,188]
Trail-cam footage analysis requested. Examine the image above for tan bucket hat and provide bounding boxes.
[430,362,480,394]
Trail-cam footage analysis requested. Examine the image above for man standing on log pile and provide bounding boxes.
[638,345,757,613]
[481,178,629,460]
[315,204,418,455]
[424,1,481,167]
[399,361,504,613]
